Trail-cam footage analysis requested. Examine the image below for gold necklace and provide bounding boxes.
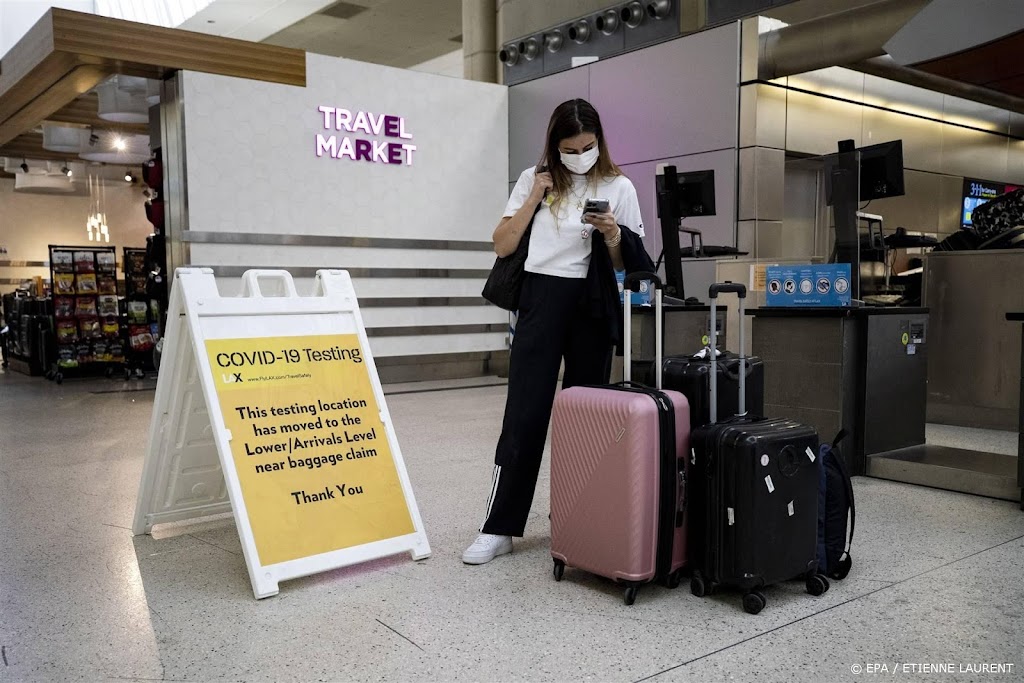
[567,181,590,210]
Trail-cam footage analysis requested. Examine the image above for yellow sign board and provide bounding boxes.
[206,334,415,567]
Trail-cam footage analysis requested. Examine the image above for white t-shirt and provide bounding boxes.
[503,167,645,279]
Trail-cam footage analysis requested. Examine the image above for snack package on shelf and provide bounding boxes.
[77,273,97,293]
[92,340,111,362]
[96,252,116,274]
[150,322,161,343]
[57,345,78,368]
[98,276,117,295]
[54,296,75,318]
[125,251,146,273]
[51,251,74,270]
[76,296,98,317]
[57,320,78,343]
[128,301,149,324]
[129,324,155,351]
[102,318,121,337]
[54,272,76,294]
[74,252,97,273]
[79,317,102,339]
[98,295,118,317]
[109,338,126,362]
[76,341,93,364]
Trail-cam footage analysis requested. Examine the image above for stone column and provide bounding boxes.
[463,0,498,83]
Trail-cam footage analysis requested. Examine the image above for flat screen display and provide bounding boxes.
[962,178,1020,228]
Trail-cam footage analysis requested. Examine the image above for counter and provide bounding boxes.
[924,251,1024,430]
[748,306,930,475]
[1007,312,1024,509]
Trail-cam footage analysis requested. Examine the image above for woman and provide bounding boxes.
[463,98,652,565]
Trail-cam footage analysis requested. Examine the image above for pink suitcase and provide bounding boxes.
[550,273,690,605]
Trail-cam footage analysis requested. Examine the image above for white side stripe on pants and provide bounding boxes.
[480,464,502,531]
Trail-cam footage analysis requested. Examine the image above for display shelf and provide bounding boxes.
[48,244,124,383]
[122,246,159,379]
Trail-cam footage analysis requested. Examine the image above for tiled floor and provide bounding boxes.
[0,369,1022,682]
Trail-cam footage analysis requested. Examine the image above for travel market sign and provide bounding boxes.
[315,106,417,166]
[766,264,852,307]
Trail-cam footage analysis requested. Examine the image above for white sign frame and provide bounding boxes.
[133,268,431,598]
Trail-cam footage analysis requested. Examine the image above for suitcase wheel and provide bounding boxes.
[742,591,767,615]
[665,569,682,590]
[552,559,565,582]
[690,574,706,597]
[806,574,830,597]
[55,372,63,385]
[623,584,640,606]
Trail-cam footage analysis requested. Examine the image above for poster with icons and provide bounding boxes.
[765,264,852,307]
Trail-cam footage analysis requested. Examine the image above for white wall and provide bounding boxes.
[180,52,509,358]
[0,178,153,293]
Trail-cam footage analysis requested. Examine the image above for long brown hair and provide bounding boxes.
[539,99,622,213]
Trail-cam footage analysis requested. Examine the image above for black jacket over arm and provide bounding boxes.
[583,225,656,347]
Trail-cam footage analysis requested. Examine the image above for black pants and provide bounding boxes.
[481,273,613,537]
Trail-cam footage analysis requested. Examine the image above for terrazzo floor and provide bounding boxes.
[0,369,1021,682]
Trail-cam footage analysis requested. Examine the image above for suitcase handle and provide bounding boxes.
[709,282,746,299]
[623,272,664,389]
[708,281,746,424]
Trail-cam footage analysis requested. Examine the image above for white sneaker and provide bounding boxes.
[462,533,513,565]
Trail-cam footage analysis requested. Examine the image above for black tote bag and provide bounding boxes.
[481,204,541,312]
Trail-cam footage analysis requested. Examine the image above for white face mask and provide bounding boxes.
[560,146,600,175]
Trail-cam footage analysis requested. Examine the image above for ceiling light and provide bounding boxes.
[568,20,591,44]
[499,44,520,66]
[20,160,28,172]
[646,0,671,20]
[113,137,127,151]
[622,2,645,28]
[596,10,620,35]
[62,165,72,177]
[124,169,135,183]
[545,30,564,53]
[519,37,540,61]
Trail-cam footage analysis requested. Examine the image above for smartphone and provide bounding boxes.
[582,198,610,215]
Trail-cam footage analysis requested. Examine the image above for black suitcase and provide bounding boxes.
[658,352,765,430]
[688,282,828,614]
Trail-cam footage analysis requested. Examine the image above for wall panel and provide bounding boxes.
[181,53,510,369]
[508,66,590,180]
[588,24,741,166]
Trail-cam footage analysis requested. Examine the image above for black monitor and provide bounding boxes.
[824,140,905,203]
[655,169,716,218]
[655,167,716,300]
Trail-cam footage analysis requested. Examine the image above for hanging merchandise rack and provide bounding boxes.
[122,246,157,379]
[49,244,124,383]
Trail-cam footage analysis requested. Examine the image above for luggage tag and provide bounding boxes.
[765,475,775,493]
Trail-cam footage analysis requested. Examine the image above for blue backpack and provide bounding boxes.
[817,430,854,580]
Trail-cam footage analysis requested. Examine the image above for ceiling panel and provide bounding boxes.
[263,0,461,68]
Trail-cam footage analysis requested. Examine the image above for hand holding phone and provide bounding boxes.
[582,198,611,217]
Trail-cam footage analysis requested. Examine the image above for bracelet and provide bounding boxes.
[605,227,622,248]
